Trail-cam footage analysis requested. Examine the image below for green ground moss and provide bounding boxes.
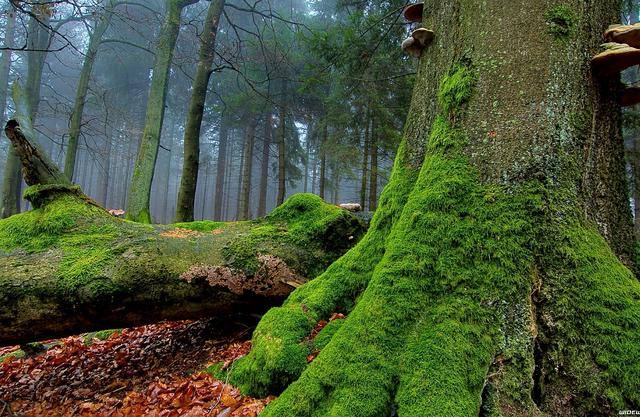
[171,220,224,232]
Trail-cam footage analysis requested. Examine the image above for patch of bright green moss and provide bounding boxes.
[0,191,122,300]
[0,349,25,362]
[544,5,576,39]
[171,220,224,232]
[83,329,121,345]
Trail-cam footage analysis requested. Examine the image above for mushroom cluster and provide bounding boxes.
[401,3,434,58]
[592,23,640,106]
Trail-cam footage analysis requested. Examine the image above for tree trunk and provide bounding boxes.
[277,107,286,206]
[319,122,327,200]
[368,121,378,211]
[175,0,224,222]
[0,4,16,120]
[2,4,50,218]
[634,136,640,238]
[213,115,229,220]
[360,109,370,210]
[125,0,197,223]
[230,2,639,416]
[304,118,313,193]
[0,115,365,346]
[257,113,272,217]
[64,0,115,181]
[238,116,257,220]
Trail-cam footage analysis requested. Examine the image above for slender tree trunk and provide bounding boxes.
[238,116,257,220]
[304,119,313,193]
[213,115,229,220]
[276,107,286,205]
[2,3,50,218]
[0,4,16,120]
[360,109,370,209]
[99,134,112,207]
[175,0,224,222]
[368,120,378,211]
[126,0,198,223]
[64,0,115,180]
[232,2,638,416]
[319,122,327,200]
[257,113,272,217]
[235,130,246,220]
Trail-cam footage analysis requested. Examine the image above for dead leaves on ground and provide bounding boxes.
[0,320,270,416]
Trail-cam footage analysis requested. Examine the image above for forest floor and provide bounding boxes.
[0,318,273,417]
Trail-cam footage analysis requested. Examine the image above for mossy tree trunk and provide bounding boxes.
[175,0,225,222]
[126,0,198,223]
[63,0,116,181]
[230,1,639,416]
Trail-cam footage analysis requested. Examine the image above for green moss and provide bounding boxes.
[236,61,638,416]
[437,64,476,115]
[544,6,576,39]
[311,319,344,351]
[171,220,224,232]
[0,349,25,362]
[83,329,121,345]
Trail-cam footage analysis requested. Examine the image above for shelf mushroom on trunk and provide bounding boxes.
[401,3,434,58]
[402,28,435,57]
[591,42,640,76]
[592,24,640,107]
[605,23,640,47]
[403,2,423,23]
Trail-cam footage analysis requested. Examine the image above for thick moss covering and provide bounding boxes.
[231,63,640,416]
[0,191,364,344]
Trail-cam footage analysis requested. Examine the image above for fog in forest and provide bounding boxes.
[0,0,414,224]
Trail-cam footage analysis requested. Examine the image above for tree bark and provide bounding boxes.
[175,0,225,222]
[368,120,378,211]
[359,108,370,210]
[238,116,257,220]
[126,0,198,223]
[64,0,116,181]
[319,122,327,200]
[0,4,16,120]
[230,1,639,416]
[257,113,272,217]
[2,3,50,219]
[213,114,229,220]
[276,107,286,206]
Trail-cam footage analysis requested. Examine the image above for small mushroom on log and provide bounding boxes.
[605,23,640,48]
[591,43,640,76]
[402,28,435,58]
[620,86,640,107]
[403,3,424,23]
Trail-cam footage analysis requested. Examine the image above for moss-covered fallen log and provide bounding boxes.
[0,188,363,345]
[0,91,364,346]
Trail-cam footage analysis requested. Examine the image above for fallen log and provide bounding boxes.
[0,86,365,345]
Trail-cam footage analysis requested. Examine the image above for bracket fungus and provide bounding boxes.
[605,23,640,48]
[403,2,424,23]
[591,43,640,76]
[620,86,640,107]
[402,28,434,58]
